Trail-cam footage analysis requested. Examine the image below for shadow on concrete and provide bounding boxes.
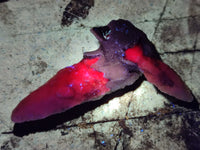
[12,76,145,137]
[7,75,199,137]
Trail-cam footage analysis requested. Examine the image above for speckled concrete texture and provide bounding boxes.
[0,0,200,150]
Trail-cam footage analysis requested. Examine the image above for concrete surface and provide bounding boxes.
[0,0,200,149]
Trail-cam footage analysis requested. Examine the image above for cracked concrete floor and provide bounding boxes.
[0,0,200,149]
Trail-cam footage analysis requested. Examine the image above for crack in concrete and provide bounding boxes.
[55,110,200,131]
[55,110,200,149]
[1,132,36,150]
[160,49,200,55]
[161,14,200,21]
[153,0,169,37]
[124,93,134,120]
[1,14,199,41]
[192,29,199,50]
[136,14,200,25]
[190,32,199,80]
[114,130,123,150]
[190,52,195,81]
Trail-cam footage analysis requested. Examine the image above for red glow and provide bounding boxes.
[125,46,193,102]
[11,58,110,123]
[125,45,143,63]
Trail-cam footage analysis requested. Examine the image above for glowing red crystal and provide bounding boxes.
[11,58,109,123]
[125,46,193,102]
